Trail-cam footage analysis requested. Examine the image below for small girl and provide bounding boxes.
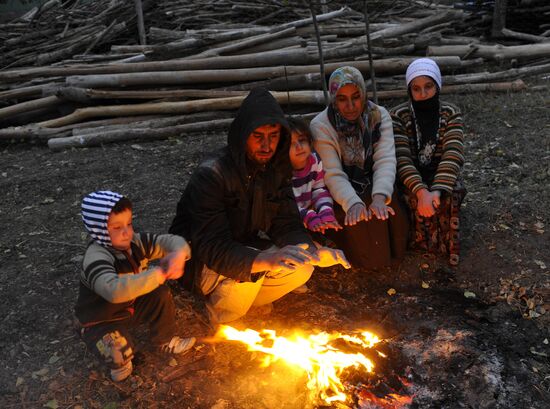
[288,117,341,235]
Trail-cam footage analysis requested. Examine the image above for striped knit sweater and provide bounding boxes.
[390,101,464,194]
[75,232,190,325]
[292,152,336,230]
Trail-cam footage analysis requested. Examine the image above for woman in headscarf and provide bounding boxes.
[310,66,409,270]
[390,58,465,265]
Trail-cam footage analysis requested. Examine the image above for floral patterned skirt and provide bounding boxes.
[403,179,466,265]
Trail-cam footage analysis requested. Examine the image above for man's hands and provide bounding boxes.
[157,247,191,283]
[253,243,320,275]
[311,247,350,269]
[254,243,351,278]
[345,194,395,225]
[416,189,440,218]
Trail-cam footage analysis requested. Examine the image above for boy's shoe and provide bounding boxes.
[292,284,310,294]
[161,336,196,354]
[110,360,133,382]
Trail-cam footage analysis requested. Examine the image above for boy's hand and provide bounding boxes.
[161,248,190,281]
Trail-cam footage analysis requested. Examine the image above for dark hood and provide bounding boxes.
[227,87,291,173]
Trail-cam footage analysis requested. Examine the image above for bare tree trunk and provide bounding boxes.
[492,0,508,37]
[65,56,464,88]
[0,95,62,120]
[363,0,377,103]
[38,91,327,128]
[48,118,232,151]
[134,0,147,45]
[427,43,550,60]
[307,0,328,105]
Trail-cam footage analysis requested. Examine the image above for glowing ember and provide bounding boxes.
[216,325,411,406]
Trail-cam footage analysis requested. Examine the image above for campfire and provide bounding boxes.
[216,325,413,408]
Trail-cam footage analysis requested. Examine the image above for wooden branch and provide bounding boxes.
[57,87,248,101]
[445,63,550,84]
[65,56,463,88]
[134,0,147,45]
[0,84,50,101]
[492,0,508,37]
[0,95,62,120]
[500,28,550,43]
[38,91,327,128]
[185,27,297,59]
[427,43,550,60]
[48,118,233,151]
[348,10,464,45]
[274,7,351,32]
[84,19,119,55]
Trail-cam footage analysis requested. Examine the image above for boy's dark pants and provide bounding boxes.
[80,285,176,369]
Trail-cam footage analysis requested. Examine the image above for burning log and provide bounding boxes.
[214,325,413,407]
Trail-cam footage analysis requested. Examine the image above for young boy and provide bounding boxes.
[288,117,341,235]
[75,190,196,382]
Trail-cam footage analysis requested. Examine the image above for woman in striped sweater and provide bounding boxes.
[390,58,466,265]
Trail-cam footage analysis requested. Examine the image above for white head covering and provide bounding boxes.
[405,58,442,90]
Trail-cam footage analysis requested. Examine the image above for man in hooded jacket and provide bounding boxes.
[170,88,349,324]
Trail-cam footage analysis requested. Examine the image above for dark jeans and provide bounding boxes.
[80,285,176,369]
[326,189,409,270]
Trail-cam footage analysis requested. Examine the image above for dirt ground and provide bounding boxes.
[0,82,549,408]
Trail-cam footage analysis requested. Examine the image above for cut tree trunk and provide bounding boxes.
[492,0,508,37]
[0,95,62,120]
[64,56,463,88]
[48,118,233,151]
[427,43,550,60]
[38,91,327,128]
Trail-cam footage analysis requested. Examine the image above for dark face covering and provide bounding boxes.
[409,84,440,171]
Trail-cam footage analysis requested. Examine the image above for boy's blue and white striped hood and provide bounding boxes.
[81,190,123,247]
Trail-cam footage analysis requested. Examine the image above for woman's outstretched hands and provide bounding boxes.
[345,196,395,225]
[368,194,395,221]
[345,202,369,225]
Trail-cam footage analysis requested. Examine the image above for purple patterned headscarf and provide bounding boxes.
[328,66,367,107]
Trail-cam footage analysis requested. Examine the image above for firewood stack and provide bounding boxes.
[0,0,548,150]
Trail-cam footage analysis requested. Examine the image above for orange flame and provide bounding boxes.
[216,325,395,405]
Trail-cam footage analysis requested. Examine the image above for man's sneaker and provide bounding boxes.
[292,284,310,294]
[161,336,196,354]
[110,361,133,382]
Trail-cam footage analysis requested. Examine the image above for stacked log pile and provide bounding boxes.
[0,0,548,150]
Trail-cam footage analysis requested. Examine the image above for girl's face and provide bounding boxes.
[409,76,437,101]
[289,130,311,170]
[334,83,364,121]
